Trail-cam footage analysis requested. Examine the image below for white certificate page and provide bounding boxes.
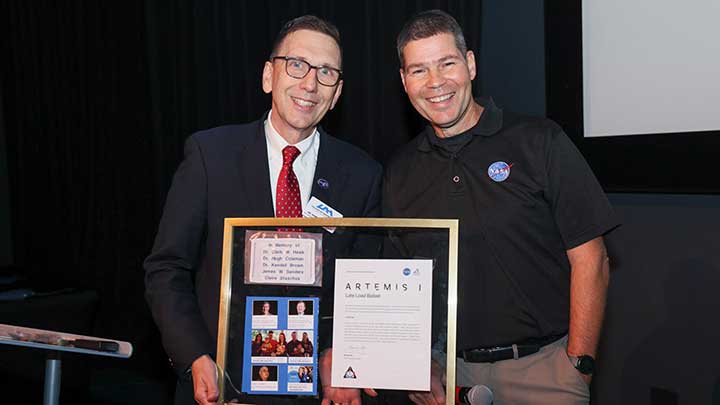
[331,259,433,391]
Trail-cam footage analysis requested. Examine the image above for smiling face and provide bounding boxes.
[262,302,271,314]
[262,29,343,143]
[296,301,305,313]
[400,33,481,138]
[259,366,270,381]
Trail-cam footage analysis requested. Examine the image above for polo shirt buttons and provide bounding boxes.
[452,175,460,183]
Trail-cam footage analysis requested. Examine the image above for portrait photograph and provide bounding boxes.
[288,300,314,316]
[252,300,277,316]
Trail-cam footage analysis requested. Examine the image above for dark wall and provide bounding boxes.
[599,194,720,404]
[480,1,546,117]
[0,84,11,267]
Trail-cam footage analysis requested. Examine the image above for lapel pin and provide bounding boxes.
[317,178,330,189]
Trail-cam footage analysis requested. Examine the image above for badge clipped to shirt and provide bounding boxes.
[303,196,343,233]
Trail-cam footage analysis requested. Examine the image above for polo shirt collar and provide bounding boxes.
[417,96,503,152]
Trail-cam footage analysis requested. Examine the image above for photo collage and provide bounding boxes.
[242,297,318,395]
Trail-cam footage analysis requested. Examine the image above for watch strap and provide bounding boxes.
[568,354,595,375]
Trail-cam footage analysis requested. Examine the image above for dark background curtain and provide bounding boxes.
[0,0,482,399]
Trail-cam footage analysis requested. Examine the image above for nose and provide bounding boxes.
[427,68,446,88]
[299,68,318,92]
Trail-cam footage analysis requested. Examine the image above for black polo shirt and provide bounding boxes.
[383,97,619,351]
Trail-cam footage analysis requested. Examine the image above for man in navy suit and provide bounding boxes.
[144,15,382,405]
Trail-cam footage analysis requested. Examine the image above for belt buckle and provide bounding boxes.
[463,348,488,362]
[488,346,514,362]
[463,346,511,363]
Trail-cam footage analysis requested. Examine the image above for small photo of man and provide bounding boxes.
[251,300,278,330]
[253,300,277,316]
[259,330,278,357]
[289,300,313,316]
[287,299,315,330]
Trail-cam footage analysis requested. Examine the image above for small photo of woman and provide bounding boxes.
[274,331,287,356]
[251,331,263,356]
[298,366,314,383]
[252,365,277,382]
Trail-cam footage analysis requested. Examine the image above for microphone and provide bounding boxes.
[455,385,494,404]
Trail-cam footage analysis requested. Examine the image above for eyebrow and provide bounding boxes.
[286,55,341,71]
[405,54,463,70]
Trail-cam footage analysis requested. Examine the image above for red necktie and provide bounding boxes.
[276,146,302,230]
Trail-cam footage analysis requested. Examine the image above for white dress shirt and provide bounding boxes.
[265,109,320,215]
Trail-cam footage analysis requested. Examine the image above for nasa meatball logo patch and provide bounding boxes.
[487,161,513,182]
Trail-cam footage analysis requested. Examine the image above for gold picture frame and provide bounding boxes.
[216,217,459,404]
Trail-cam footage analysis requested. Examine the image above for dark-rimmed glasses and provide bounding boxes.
[272,56,342,87]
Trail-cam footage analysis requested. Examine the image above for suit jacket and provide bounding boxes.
[144,117,382,374]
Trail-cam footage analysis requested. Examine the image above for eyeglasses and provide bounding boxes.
[272,56,342,87]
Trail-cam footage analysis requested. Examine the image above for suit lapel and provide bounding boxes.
[237,119,275,217]
[311,131,348,210]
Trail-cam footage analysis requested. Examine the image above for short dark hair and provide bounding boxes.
[270,15,342,65]
[396,10,467,67]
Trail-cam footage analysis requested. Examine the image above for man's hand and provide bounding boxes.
[191,354,219,405]
[408,359,446,405]
[319,348,377,405]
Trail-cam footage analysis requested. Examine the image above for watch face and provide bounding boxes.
[576,355,595,375]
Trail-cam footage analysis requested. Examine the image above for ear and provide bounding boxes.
[466,50,477,81]
[329,79,343,110]
[262,61,273,94]
[399,68,408,93]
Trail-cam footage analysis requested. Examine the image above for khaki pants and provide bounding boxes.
[455,335,589,404]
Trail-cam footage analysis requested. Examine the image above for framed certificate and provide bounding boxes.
[215,217,459,405]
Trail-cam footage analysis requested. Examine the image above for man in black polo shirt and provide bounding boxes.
[384,10,619,404]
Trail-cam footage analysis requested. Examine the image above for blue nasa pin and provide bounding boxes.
[317,178,330,189]
[487,161,513,182]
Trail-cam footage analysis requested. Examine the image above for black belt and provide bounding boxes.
[459,334,565,363]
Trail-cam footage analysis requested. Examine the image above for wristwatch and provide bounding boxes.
[568,354,595,375]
